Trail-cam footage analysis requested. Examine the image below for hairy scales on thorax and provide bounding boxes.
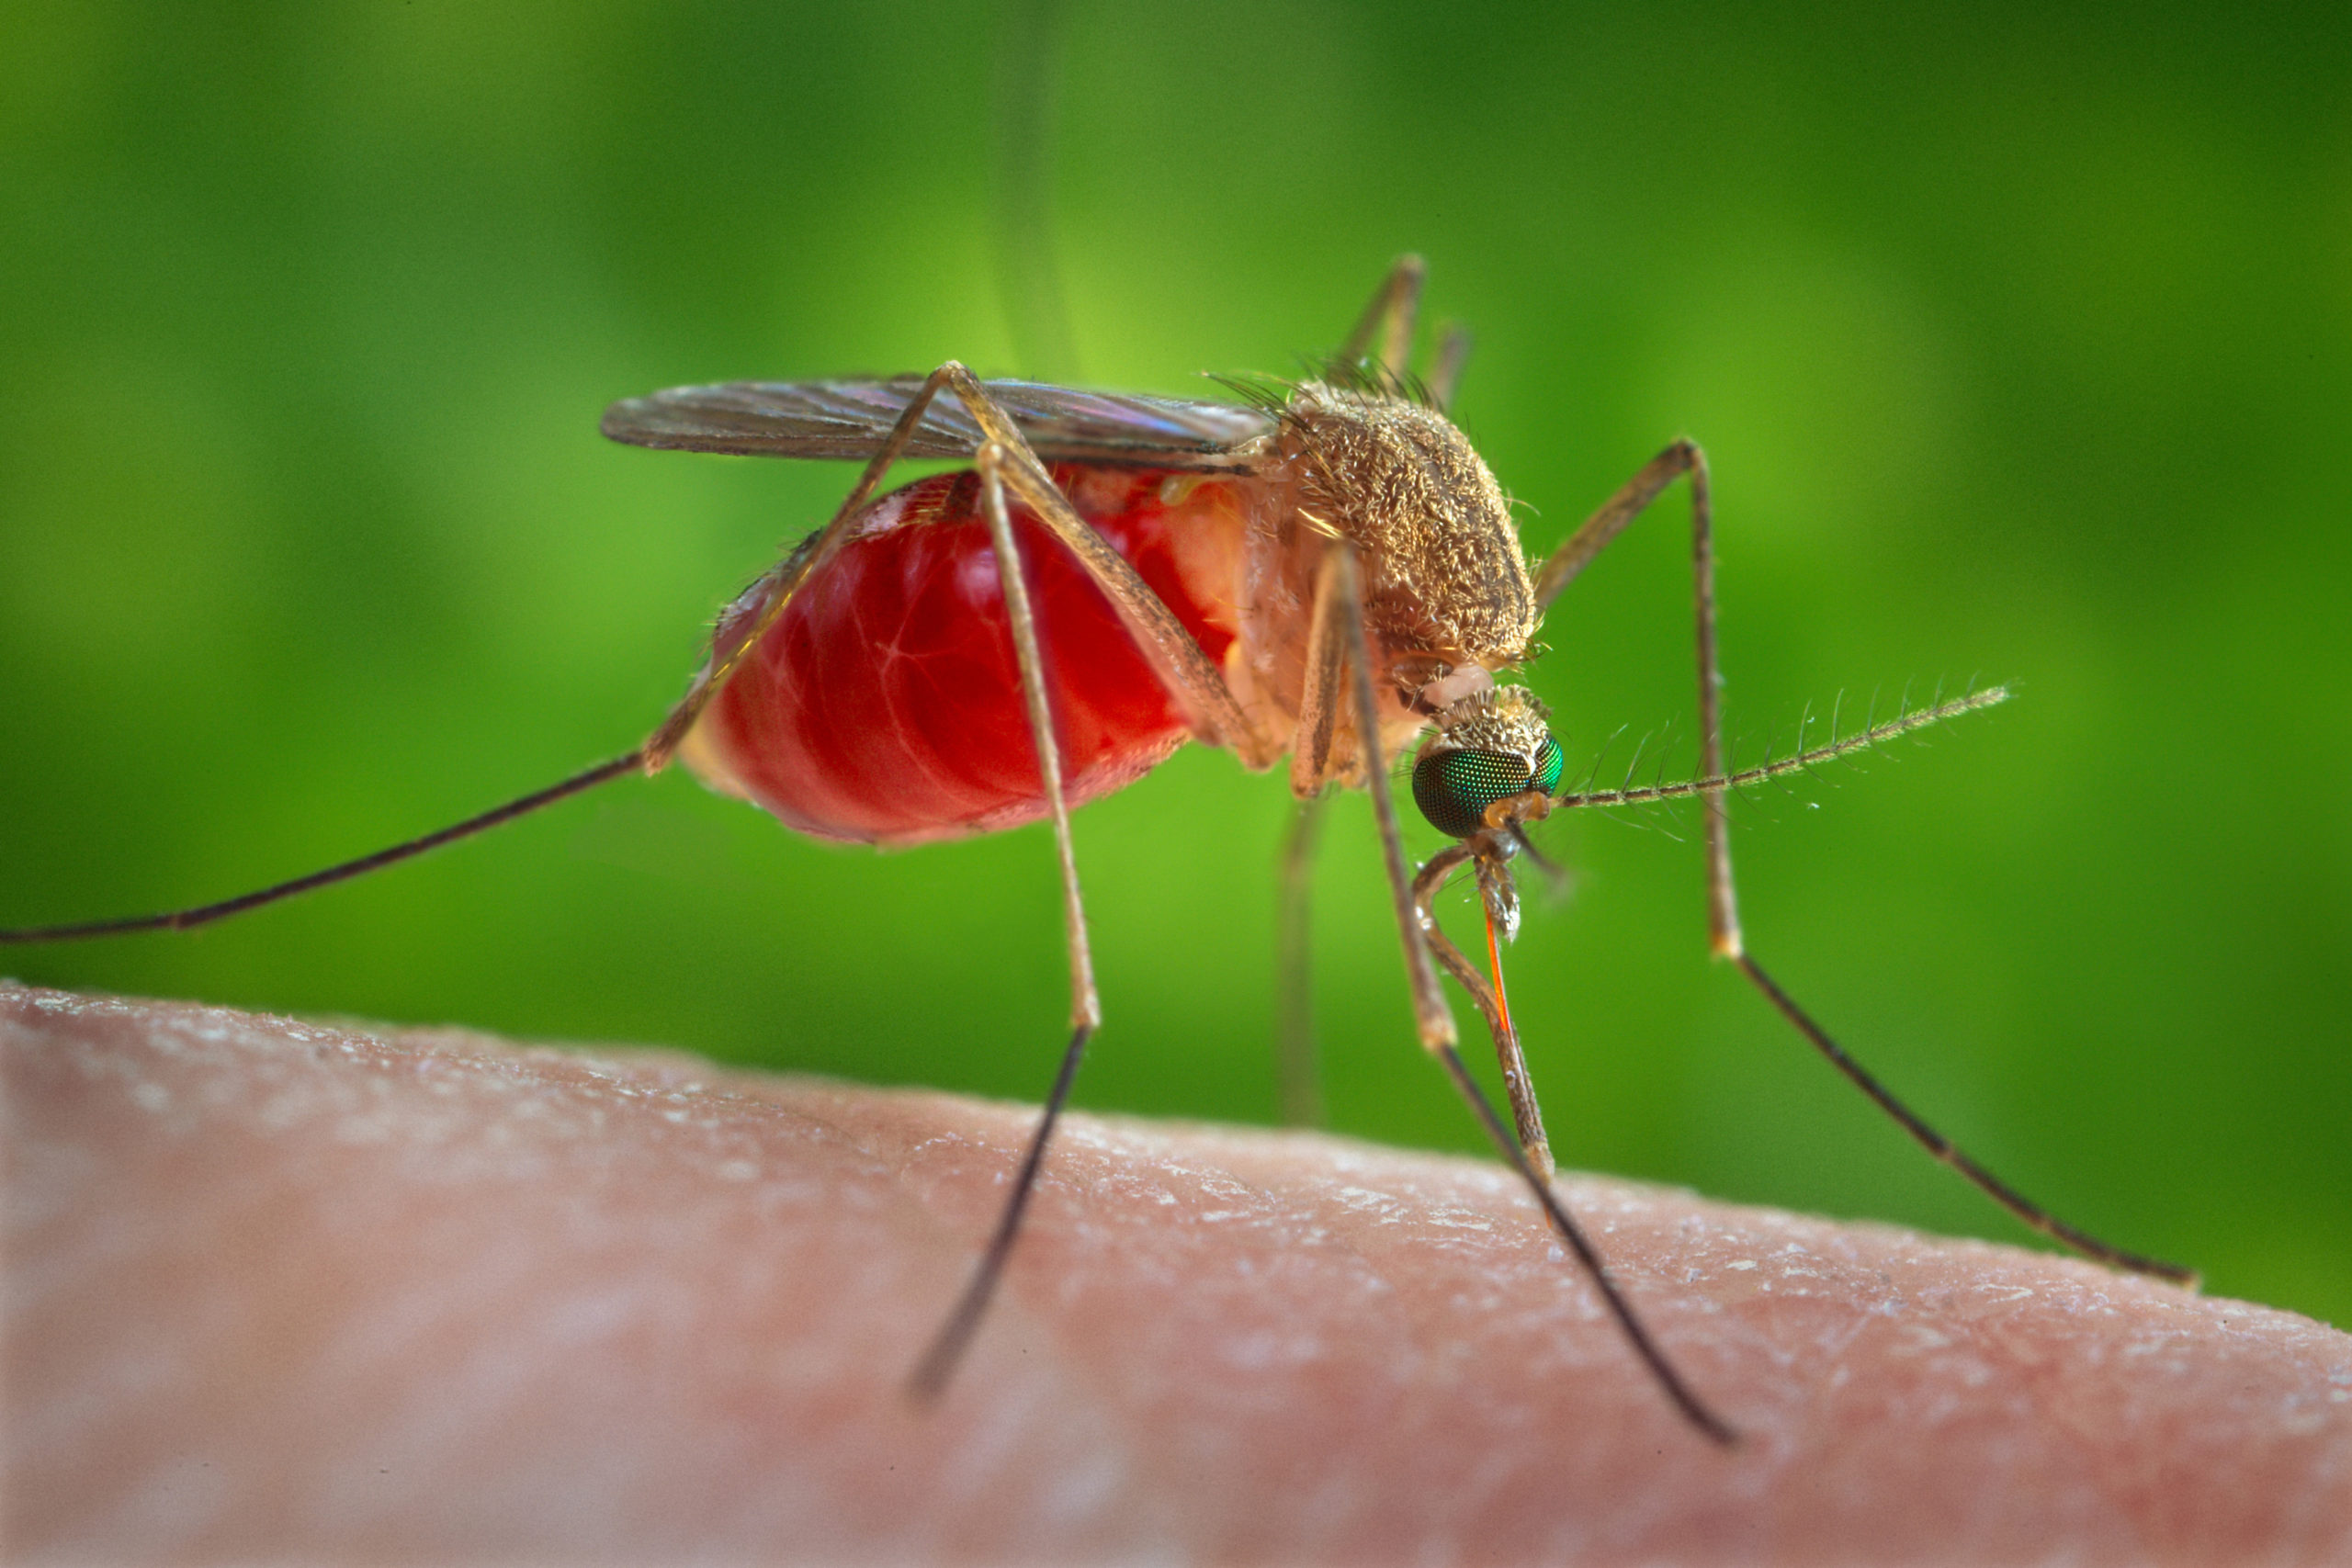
[1279,380,1538,673]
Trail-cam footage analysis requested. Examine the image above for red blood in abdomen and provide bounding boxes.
[687,466,1241,845]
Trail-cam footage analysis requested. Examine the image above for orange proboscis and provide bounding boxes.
[1484,909,1513,1038]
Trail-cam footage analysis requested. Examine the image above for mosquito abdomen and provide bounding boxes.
[682,467,1245,846]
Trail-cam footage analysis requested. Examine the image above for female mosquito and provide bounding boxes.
[0,257,2191,1446]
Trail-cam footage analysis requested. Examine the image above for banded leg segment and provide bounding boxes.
[1538,442,2194,1285]
[1532,439,1736,954]
[907,444,1107,1401]
[1313,546,1453,1050]
[0,373,1046,944]
[0,752,646,943]
[1319,541,1736,1445]
[1273,516,1408,1125]
[638,363,1273,1391]
[1736,954,2193,1281]
[931,364,1265,765]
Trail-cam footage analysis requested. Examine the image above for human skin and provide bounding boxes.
[5,985,2348,1563]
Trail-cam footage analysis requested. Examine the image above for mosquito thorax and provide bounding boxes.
[1410,684,1566,839]
[1274,378,1538,673]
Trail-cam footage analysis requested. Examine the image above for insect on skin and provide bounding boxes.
[0,256,2194,1446]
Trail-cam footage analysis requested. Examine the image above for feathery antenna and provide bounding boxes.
[1550,688,2007,812]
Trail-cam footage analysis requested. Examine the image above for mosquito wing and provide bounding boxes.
[600,376,1279,470]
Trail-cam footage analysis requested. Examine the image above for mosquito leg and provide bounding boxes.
[3,367,1025,946]
[1289,538,1551,1166]
[1529,437,1703,611]
[973,441,1101,1043]
[1268,524,1387,1128]
[1274,792,1329,1127]
[1734,953,2195,1282]
[1296,546,1548,1167]
[0,366,1137,946]
[1430,1042,1735,1444]
[647,359,1262,770]
[1427,323,1473,412]
[1676,454,2192,1280]
[929,365,1268,766]
[907,444,1106,1401]
[1307,545,1450,1045]
[1287,526,1351,797]
[1338,254,1426,383]
[639,364,977,773]
[1545,443,2197,1285]
[1266,546,1370,1127]
[1322,543,1734,1444]
[0,752,646,943]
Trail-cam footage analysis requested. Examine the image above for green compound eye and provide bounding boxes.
[1532,735,1566,795]
[1413,737,1565,839]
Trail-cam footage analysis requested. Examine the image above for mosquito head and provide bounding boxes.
[1410,683,1564,839]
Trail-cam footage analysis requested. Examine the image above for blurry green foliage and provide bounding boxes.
[3,0,2346,1328]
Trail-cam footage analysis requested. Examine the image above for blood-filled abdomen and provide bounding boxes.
[682,466,1245,845]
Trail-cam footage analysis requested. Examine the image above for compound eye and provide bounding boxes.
[1412,737,1565,838]
[1532,734,1566,795]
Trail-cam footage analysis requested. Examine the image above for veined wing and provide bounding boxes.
[600,376,1279,470]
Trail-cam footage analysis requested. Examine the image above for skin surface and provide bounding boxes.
[6,984,2349,1564]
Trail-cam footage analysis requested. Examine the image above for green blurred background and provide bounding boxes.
[3,2,2346,1330]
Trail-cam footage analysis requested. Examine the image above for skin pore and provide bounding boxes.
[6,985,2348,1562]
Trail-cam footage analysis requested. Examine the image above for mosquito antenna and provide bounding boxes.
[1576,721,1634,795]
[0,750,646,943]
[1747,715,1804,811]
[1550,689,2008,812]
[1762,701,1819,805]
[1643,730,1688,840]
[1616,727,1654,795]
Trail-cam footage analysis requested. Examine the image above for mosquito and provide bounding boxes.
[0,257,2193,1445]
